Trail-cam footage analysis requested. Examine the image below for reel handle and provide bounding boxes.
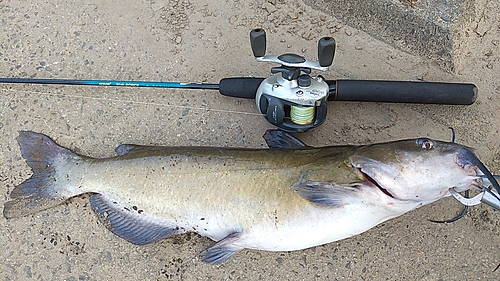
[250,29,266,57]
[318,37,335,67]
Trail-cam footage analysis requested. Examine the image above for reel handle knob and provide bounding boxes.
[250,29,267,57]
[318,37,335,67]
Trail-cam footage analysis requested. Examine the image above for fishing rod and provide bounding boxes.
[0,29,477,132]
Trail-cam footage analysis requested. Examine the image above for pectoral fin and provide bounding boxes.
[199,232,244,264]
[292,181,360,207]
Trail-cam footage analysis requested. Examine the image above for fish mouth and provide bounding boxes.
[455,148,500,208]
[357,168,395,199]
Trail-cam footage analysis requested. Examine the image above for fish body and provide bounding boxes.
[3,130,484,264]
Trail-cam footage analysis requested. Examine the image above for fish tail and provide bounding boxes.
[3,131,81,219]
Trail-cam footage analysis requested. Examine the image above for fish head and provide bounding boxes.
[350,138,481,204]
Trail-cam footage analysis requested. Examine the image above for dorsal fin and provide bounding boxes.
[263,129,310,149]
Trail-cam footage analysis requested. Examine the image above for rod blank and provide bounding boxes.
[0,78,219,90]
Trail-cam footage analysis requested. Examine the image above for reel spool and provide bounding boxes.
[250,29,335,132]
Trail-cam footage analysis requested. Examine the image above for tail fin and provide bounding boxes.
[3,131,79,219]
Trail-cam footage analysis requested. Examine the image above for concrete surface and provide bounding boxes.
[1,0,500,280]
[304,0,477,71]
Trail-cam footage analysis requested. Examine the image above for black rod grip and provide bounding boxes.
[218,77,265,99]
[328,80,477,105]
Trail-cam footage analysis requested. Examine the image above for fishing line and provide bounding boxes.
[0,87,264,117]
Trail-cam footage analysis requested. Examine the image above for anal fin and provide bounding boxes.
[90,194,176,245]
[199,232,244,264]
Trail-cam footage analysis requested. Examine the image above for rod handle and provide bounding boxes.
[327,80,477,105]
[218,77,264,99]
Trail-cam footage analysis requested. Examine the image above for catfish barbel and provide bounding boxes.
[3,130,499,264]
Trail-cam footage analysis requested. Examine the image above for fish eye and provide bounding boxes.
[416,138,434,150]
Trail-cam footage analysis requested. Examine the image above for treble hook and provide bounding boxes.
[449,127,456,143]
[429,190,470,224]
[449,189,484,205]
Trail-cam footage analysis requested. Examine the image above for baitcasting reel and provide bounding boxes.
[250,29,335,132]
